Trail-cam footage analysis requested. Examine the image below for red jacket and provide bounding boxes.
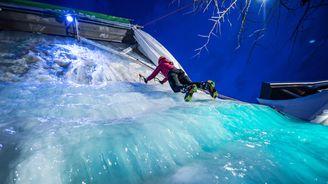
[146,57,175,83]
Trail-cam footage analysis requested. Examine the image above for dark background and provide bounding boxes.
[33,0,328,102]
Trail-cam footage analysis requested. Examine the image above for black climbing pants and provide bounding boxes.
[168,68,203,93]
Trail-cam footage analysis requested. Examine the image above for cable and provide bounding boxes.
[143,3,193,27]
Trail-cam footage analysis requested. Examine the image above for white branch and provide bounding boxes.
[195,0,238,56]
[236,0,252,50]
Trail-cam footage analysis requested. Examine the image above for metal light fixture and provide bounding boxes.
[65,14,74,23]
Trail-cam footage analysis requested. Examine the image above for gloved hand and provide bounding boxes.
[159,80,165,84]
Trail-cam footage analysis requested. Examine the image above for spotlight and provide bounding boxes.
[65,14,74,23]
[309,40,316,44]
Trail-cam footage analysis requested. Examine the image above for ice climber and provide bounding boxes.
[140,56,219,102]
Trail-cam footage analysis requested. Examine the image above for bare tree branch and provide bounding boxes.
[236,0,252,50]
[194,0,237,57]
[176,0,328,61]
[280,0,297,10]
[247,28,265,62]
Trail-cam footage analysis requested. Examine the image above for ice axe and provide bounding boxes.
[139,74,161,84]
[139,74,147,83]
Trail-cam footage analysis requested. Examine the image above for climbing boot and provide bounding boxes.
[207,80,219,99]
[184,84,198,102]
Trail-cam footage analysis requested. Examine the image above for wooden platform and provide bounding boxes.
[0,2,135,43]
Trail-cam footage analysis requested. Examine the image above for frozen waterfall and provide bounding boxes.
[0,31,327,184]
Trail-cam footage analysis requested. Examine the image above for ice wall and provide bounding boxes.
[0,31,153,84]
[0,31,327,184]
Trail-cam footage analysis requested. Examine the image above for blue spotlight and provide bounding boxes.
[309,39,316,44]
[65,14,74,23]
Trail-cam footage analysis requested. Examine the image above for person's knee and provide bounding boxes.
[172,88,181,93]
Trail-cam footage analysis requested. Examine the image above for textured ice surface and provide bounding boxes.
[0,31,152,84]
[0,32,327,184]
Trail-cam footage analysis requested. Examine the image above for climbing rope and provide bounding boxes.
[143,3,193,27]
